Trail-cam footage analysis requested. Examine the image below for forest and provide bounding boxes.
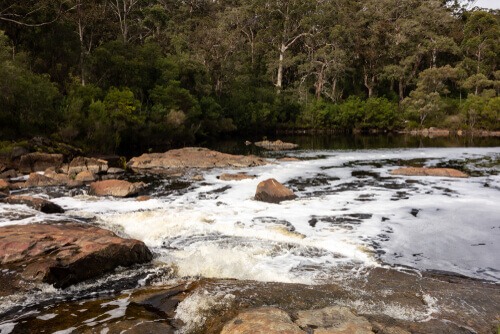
[0,0,499,153]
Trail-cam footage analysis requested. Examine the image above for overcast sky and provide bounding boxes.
[472,0,500,9]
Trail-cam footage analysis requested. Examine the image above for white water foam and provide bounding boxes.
[1,147,499,285]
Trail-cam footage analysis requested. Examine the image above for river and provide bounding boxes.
[0,135,499,333]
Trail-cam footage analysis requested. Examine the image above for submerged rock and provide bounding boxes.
[89,179,146,197]
[254,140,299,151]
[255,178,297,204]
[0,223,152,288]
[127,147,267,174]
[19,153,64,173]
[391,167,468,178]
[1,195,64,213]
[219,173,257,181]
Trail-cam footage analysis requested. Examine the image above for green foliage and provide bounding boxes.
[87,88,143,152]
[1,3,499,151]
[300,97,399,131]
[460,95,500,130]
[0,31,60,139]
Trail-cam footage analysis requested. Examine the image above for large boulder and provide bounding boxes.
[254,140,298,151]
[391,167,468,178]
[1,195,64,213]
[220,307,304,334]
[127,147,267,174]
[19,153,64,174]
[89,180,146,197]
[0,223,152,288]
[68,156,108,177]
[255,179,297,204]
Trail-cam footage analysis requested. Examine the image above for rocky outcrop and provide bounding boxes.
[254,140,298,151]
[127,147,267,174]
[1,195,64,213]
[68,156,108,176]
[255,178,297,204]
[19,153,63,174]
[89,180,146,197]
[221,308,304,334]
[0,223,152,288]
[221,307,374,334]
[219,173,257,181]
[391,167,468,178]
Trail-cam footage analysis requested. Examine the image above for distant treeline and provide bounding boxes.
[0,0,498,153]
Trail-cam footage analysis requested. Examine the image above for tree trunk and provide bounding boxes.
[364,73,375,98]
[399,80,404,101]
[276,43,286,93]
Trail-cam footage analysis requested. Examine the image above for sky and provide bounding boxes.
[472,0,500,9]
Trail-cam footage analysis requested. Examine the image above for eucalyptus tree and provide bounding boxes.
[461,11,500,94]
[256,0,318,93]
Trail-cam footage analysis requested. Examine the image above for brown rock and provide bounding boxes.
[391,167,468,178]
[19,153,63,174]
[428,127,450,137]
[219,173,257,181]
[0,179,9,191]
[24,173,60,187]
[68,156,108,176]
[191,174,204,181]
[89,180,146,197]
[1,195,64,213]
[136,196,151,202]
[75,170,95,182]
[67,180,84,188]
[127,147,267,174]
[279,157,300,162]
[255,178,297,204]
[0,169,17,179]
[254,140,299,151]
[295,307,374,334]
[107,167,125,174]
[221,307,304,334]
[0,223,152,288]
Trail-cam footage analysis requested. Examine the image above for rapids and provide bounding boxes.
[0,146,499,333]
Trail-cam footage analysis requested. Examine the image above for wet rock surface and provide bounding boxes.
[6,268,499,334]
[221,307,304,334]
[391,167,468,178]
[0,222,152,289]
[255,178,297,203]
[127,147,267,173]
[219,173,257,181]
[89,180,146,197]
[0,195,64,213]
